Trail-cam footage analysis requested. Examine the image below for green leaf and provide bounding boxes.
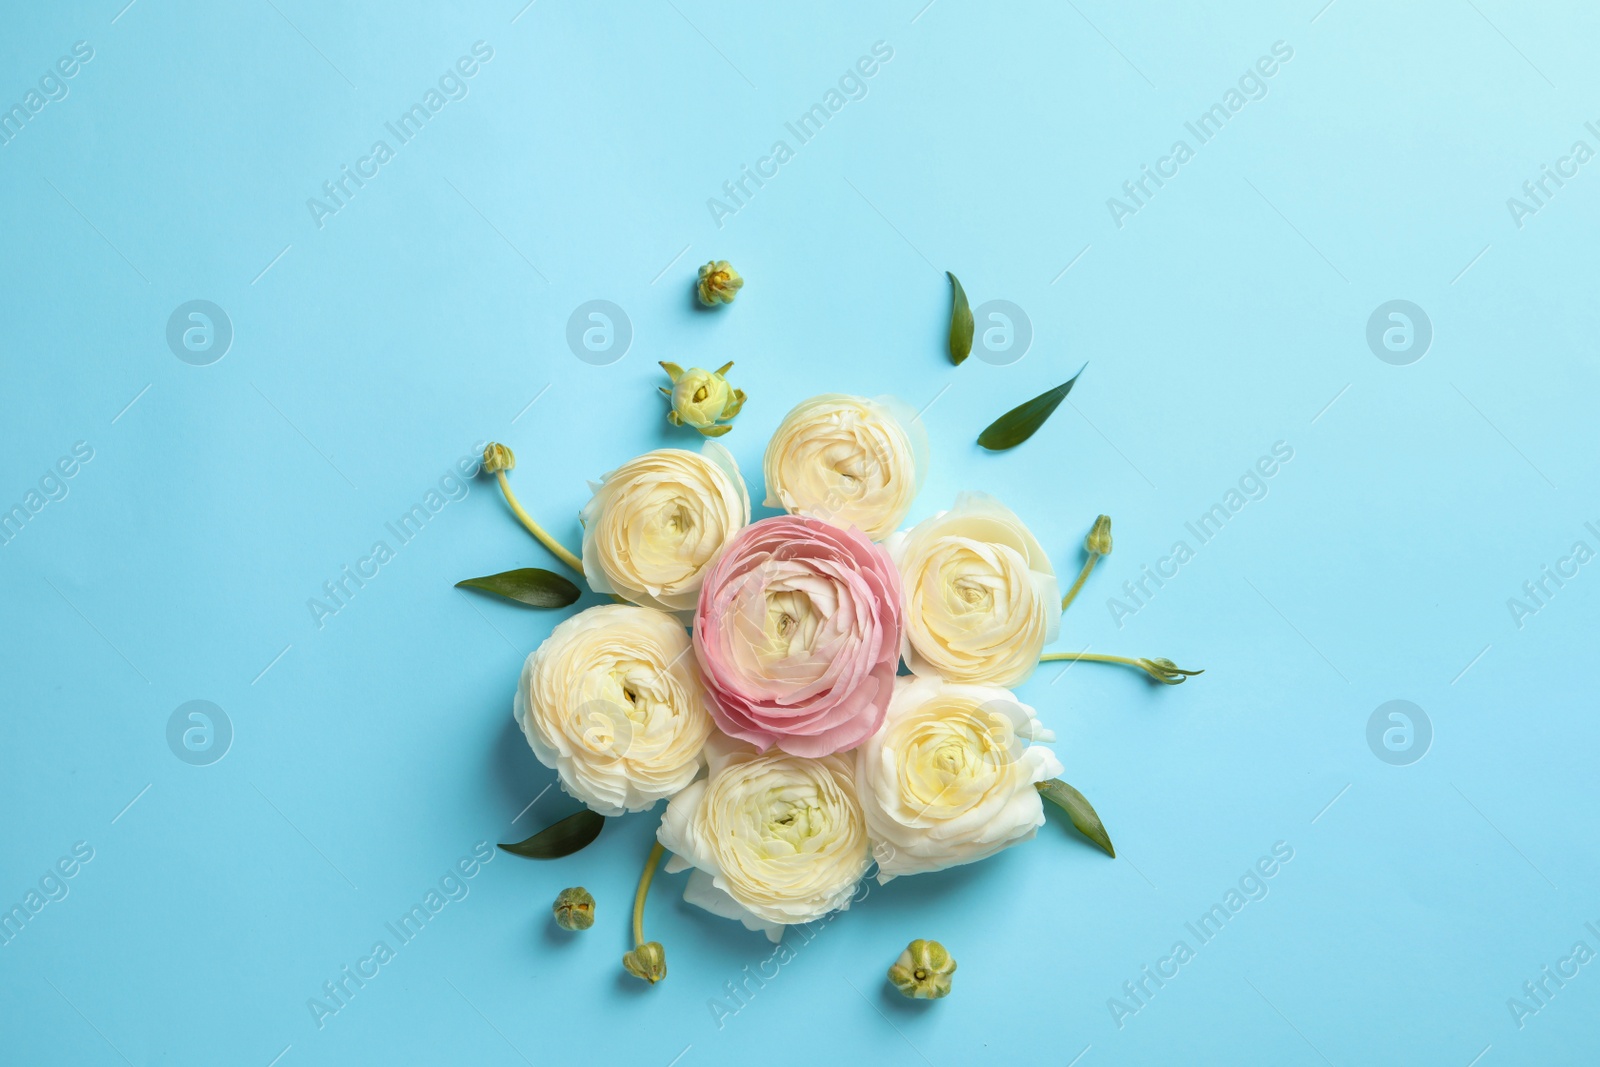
[498,809,604,859]
[456,567,581,608]
[946,271,974,366]
[977,363,1088,451]
[1038,778,1115,857]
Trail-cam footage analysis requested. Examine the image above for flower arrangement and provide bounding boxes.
[460,263,1200,996]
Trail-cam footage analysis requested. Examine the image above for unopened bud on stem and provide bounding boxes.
[623,941,666,984]
[482,442,515,475]
[1085,514,1112,556]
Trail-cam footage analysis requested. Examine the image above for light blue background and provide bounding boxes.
[2,1,1596,1063]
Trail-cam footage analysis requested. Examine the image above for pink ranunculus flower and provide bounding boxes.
[693,515,903,758]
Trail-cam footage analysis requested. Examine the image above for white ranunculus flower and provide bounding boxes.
[581,443,750,616]
[658,734,871,941]
[887,492,1060,687]
[857,676,1062,882]
[763,394,928,541]
[515,604,713,817]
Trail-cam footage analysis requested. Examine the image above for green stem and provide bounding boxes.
[1059,553,1100,612]
[1042,652,1137,669]
[1040,652,1204,685]
[494,470,585,575]
[632,840,666,947]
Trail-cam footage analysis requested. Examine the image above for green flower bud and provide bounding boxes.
[551,887,595,931]
[696,260,743,306]
[622,941,667,985]
[659,361,745,437]
[482,442,515,475]
[888,939,956,1000]
[1140,657,1203,685]
[1085,515,1112,556]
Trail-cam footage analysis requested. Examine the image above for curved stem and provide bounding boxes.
[1040,652,1204,685]
[1042,651,1138,669]
[494,470,585,575]
[632,840,666,947]
[1059,553,1100,612]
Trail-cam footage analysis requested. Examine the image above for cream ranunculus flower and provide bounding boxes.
[856,676,1062,882]
[887,492,1060,687]
[658,734,871,941]
[515,604,713,816]
[580,442,750,616]
[763,394,928,541]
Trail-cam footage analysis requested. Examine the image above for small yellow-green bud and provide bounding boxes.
[1141,657,1203,685]
[482,442,515,475]
[659,361,745,437]
[552,887,594,931]
[696,260,743,306]
[888,939,956,1000]
[622,941,667,985]
[1086,515,1112,556]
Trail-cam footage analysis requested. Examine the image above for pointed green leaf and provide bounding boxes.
[946,272,974,366]
[1038,778,1115,857]
[456,567,581,608]
[498,809,604,859]
[977,363,1088,451]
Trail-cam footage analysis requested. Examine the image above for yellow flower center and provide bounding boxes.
[667,502,693,535]
[952,575,992,610]
[897,704,1012,814]
[763,798,821,849]
[763,590,817,656]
